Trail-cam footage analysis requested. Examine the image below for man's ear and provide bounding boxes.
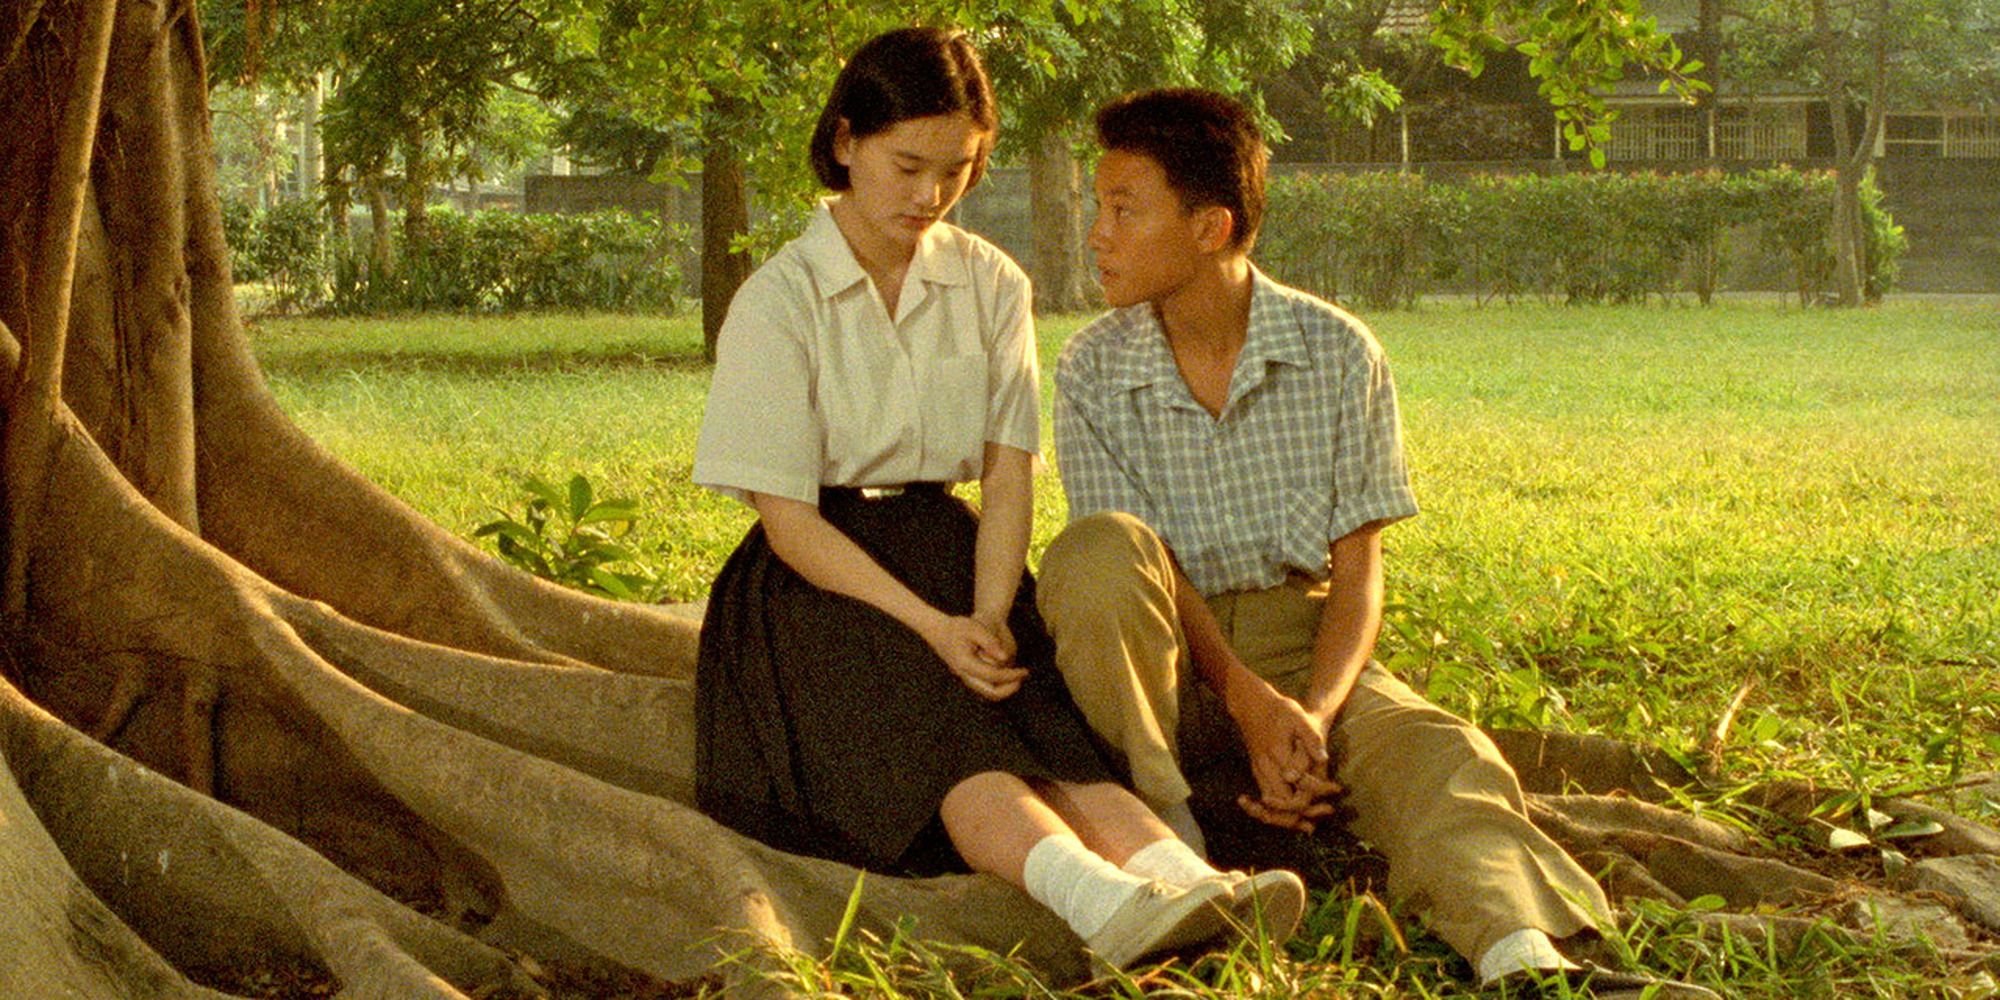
[1193,205,1236,254]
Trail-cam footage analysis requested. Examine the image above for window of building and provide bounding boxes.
[1716,104,1808,159]
[1605,106,1703,161]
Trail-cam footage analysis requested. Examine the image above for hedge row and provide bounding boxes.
[1257,167,1906,308]
[223,204,684,315]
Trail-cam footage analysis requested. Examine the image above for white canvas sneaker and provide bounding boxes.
[1212,869,1308,945]
[1085,878,1234,970]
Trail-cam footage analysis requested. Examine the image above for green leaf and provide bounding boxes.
[587,566,637,601]
[1879,820,1945,841]
[567,474,594,523]
[483,521,545,547]
[578,502,640,526]
[1826,827,1872,851]
[523,476,565,510]
[828,872,866,958]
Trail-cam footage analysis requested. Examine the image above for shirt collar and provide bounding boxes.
[1235,266,1314,371]
[1103,265,1313,394]
[799,198,969,300]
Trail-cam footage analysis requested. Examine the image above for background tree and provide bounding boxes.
[589,0,1074,356]
[982,0,1311,313]
[1726,0,2000,305]
[318,0,564,250]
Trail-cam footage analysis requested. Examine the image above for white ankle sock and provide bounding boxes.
[1121,836,1224,888]
[1476,927,1580,984]
[1155,799,1209,857]
[1022,834,1152,939]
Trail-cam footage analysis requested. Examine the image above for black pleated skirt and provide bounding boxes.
[694,484,1117,875]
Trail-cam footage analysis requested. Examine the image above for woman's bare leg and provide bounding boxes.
[938,770,1071,885]
[1034,780,1177,866]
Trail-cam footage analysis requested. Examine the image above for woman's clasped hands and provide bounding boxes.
[919,611,1025,701]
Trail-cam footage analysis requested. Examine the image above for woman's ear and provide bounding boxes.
[832,118,855,166]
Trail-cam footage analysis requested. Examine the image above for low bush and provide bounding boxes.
[220,197,332,313]
[223,202,686,315]
[332,209,686,315]
[1262,166,1903,307]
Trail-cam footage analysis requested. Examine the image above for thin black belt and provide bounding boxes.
[820,482,950,502]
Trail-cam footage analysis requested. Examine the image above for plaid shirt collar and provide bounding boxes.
[1102,267,1315,413]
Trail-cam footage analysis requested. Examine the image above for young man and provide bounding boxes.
[1036,88,1719,998]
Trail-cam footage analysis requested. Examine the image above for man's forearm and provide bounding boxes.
[1170,560,1250,697]
[1303,524,1387,728]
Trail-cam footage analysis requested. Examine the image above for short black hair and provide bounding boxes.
[809,27,997,192]
[1095,88,1267,251]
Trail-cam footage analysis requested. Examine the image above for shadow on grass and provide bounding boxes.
[259,347,712,379]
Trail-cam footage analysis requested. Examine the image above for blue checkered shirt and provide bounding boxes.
[1053,269,1419,595]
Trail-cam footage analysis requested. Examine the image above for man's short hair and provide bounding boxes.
[808,27,997,192]
[1095,88,1267,251]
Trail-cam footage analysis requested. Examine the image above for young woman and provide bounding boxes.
[690,27,1304,970]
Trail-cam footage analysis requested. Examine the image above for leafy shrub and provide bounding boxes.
[476,474,659,601]
[250,199,330,313]
[1262,166,1903,307]
[1262,171,1462,308]
[1858,170,1906,303]
[329,209,685,314]
[221,198,264,283]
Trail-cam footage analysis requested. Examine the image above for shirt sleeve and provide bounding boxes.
[1326,332,1420,542]
[692,270,824,506]
[1053,340,1157,527]
[983,263,1041,456]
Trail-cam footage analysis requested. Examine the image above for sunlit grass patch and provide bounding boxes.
[253,300,2000,796]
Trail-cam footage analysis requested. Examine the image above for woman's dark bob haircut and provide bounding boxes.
[809,27,998,192]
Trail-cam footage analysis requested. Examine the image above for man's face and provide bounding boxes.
[1088,149,1207,309]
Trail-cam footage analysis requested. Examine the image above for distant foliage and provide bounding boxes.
[1262,167,1904,307]
[221,199,264,282]
[254,200,332,313]
[220,198,331,313]
[333,209,686,314]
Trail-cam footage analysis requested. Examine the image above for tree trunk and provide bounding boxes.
[400,124,430,251]
[699,103,752,362]
[362,174,392,279]
[1,4,1994,996]
[1814,0,1865,307]
[1028,128,1090,314]
[299,73,322,202]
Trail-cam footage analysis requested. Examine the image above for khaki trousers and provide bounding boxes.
[1037,511,1610,961]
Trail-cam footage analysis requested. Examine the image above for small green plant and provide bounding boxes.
[475,473,658,601]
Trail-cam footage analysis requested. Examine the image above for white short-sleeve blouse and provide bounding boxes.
[693,200,1040,506]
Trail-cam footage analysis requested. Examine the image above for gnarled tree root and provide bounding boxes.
[16,392,1086,992]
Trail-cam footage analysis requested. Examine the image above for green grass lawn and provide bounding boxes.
[250,302,2000,800]
[250,300,2000,996]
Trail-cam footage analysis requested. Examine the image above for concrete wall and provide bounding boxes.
[1875,158,2000,293]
